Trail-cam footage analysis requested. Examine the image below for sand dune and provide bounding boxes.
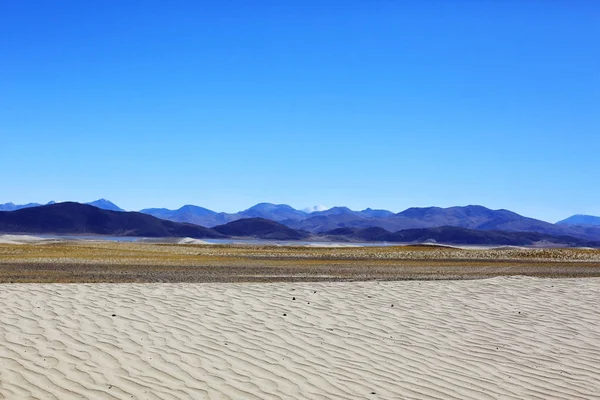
[0,235,49,245]
[0,277,599,399]
[177,237,212,245]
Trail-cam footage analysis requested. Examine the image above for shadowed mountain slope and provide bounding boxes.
[393,205,520,228]
[388,206,577,236]
[0,202,225,238]
[322,227,392,241]
[381,226,596,246]
[322,226,598,247]
[213,218,310,240]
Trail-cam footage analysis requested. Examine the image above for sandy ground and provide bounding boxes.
[0,235,52,245]
[0,277,599,399]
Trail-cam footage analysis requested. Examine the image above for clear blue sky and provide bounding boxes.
[1,1,598,222]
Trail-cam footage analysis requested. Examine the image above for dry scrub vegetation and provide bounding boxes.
[1,242,600,283]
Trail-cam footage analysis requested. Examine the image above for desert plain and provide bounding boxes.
[1,239,600,283]
[1,239,600,399]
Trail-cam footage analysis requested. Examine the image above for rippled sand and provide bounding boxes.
[1,277,599,399]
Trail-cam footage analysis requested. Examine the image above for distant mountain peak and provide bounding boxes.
[329,206,352,211]
[557,214,600,226]
[303,205,328,213]
[0,202,43,212]
[85,199,124,212]
[176,205,216,215]
[237,203,307,222]
[245,203,298,211]
[360,208,395,218]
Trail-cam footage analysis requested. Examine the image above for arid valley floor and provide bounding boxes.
[1,240,600,283]
[1,240,600,399]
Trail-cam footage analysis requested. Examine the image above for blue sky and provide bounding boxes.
[1,1,598,222]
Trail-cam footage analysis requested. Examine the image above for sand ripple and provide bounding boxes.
[0,277,599,399]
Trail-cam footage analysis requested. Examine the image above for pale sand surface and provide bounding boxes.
[1,277,599,399]
[0,235,49,245]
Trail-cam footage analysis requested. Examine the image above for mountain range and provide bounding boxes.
[321,226,596,247]
[2,199,600,242]
[0,199,121,212]
[1,202,598,247]
[142,203,600,241]
[137,202,309,227]
[0,202,224,238]
[0,201,56,211]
